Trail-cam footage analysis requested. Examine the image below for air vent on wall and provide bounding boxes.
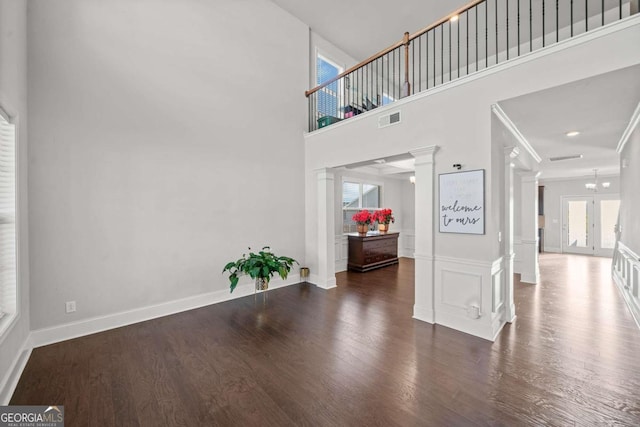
[378,111,401,128]
[549,154,583,162]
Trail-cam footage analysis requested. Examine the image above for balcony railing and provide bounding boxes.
[306,0,636,132]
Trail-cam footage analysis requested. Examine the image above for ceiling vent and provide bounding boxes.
[378,111,401,128]
[549,154,583,162]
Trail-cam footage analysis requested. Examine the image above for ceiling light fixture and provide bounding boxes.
[549,154,583,162]
[566,131,580,137]
[450,15,459,22]
[410,176,416,184]
[602,182,610,189]
[585,169,599,192]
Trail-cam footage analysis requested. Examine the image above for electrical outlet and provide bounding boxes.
[65,301,76,313]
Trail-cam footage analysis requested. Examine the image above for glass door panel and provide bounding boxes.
[599,200,620,250]
[562,197,594,255]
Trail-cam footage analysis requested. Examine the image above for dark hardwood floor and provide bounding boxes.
[11,254,640,426]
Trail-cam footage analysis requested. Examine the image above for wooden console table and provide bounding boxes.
[347,232,399,272]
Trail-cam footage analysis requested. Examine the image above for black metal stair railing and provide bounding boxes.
[306,0,636,132]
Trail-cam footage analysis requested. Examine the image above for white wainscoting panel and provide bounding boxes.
[513,236,523,274]
[399,229,415,258]
[435,256,506,341]
[613,242,640,329]
[335,234,348,272]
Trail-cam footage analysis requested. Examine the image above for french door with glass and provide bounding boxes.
[561,195,620,257]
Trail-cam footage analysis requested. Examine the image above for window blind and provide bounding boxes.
[0,110,16,319]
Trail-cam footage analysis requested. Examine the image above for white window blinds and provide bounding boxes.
[0,110,16,320]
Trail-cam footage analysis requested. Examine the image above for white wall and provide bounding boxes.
[619,125,640,254]
[0,0,30,404]
[27,0,309,330]
[540,176,620,252]
[304,16,640,340]
[307,16,640,267]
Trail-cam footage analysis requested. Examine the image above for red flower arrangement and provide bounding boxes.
[352,210,372,225]
[372,208,395,225]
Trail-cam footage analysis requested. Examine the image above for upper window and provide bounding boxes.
[0,108,17,336]
[316,53,343,119]
[342,181,381,233]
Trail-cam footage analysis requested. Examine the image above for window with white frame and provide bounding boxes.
[316,53,343,119]
[0,108,16,330]
[342,180,381,233]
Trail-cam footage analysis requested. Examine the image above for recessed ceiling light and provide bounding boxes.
[566,131,580,137]
[450,15,459,22]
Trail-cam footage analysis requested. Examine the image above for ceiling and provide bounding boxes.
[270,0,469,60]
[499,64,640,179]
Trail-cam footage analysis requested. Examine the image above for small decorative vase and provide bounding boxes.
[356,224,368,235]
[255,277,268,291]
[378,223,389,233]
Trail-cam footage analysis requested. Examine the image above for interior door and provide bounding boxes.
[562,195,620,257]
[562,196,594,255]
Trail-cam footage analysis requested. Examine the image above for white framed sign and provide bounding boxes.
[439,169,485,234]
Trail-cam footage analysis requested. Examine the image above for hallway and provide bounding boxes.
[10,255,640,426]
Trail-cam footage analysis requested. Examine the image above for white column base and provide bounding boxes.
[413,304,435,324]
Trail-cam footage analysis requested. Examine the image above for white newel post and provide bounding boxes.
[504,147,520,322]
[410,146,439,323]
[519,171,541,284]
[316,168,337,289]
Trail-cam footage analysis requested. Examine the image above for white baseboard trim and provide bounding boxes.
[520,273,539,284]
[29,274,301,349]
[0,343,31,405]
[308,274,337,290]
[544,246,562,253]
[613,270,640,330]
[413,304,435,324]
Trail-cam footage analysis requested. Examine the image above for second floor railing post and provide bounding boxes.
[402,32,411,98]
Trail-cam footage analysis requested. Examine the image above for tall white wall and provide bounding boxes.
[27,0,309,330]
[540,176,620,252]
[304,16,640,340]
[619,126,640,254]
[0,0,30,404]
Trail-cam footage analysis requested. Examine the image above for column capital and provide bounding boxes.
[315,168,335,181]
[410,145,439,165]
[504,146,520,160]
[519,170,541,182]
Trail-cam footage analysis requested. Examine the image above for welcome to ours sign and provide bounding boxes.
[439,169,485,234]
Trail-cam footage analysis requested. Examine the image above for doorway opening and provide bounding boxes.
[561,195,620,257]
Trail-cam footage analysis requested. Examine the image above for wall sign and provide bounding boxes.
[439,169,485,234]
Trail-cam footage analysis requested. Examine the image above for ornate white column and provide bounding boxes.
[316,168,337,289]
[503,147,520,322]
[410,146,439,323]
[519,171,541,284]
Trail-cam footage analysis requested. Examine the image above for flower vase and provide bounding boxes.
[378,223,389,233]
[255,277,268,291]
[356,224,368,235]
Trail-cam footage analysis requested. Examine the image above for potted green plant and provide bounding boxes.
[223,247,298,293]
